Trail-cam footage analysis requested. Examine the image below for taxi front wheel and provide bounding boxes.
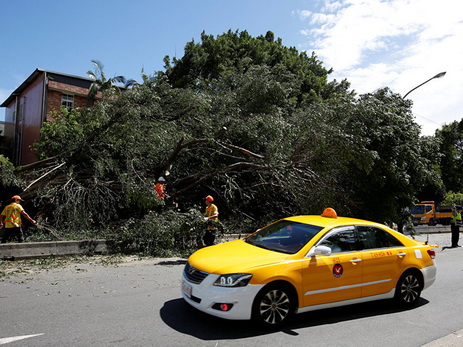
[394,270,423,308]
[252,283,296,327]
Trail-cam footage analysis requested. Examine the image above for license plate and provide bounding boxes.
[182,280,192,298]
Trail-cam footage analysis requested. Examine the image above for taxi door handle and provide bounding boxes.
[397,252,407,258]
[350,259,362,264]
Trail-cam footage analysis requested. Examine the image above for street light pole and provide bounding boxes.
[403,71,446,98]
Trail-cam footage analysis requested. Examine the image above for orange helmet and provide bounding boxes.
[205,195,214,202]
[11,195,24,201]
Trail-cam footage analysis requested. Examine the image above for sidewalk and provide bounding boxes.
[0,239,114,260]
[422,329,463,347]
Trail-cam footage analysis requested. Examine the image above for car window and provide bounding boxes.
[318,226,358,253]
[356,226,404,250]
[245,220,323,254]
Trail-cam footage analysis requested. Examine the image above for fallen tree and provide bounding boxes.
[2,32,439,254]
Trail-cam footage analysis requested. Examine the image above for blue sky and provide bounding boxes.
[2,0,462,135]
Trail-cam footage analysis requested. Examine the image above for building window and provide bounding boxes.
[61,94,74,111]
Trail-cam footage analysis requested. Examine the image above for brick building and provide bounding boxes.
[1,69,96,166]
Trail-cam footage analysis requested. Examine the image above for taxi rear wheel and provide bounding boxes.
[252,283,296,327]
[394,270,422,307]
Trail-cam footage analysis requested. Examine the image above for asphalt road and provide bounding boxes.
[0,232,462,347]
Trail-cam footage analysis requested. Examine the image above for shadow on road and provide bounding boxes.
[441,246,462,251]
[160,297,429,340]
[156,259,187,266]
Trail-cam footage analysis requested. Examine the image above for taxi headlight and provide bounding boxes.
[214,273,252,287]
[421,217,427,221]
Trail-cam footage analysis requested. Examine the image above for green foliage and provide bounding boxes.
[31,73,431,233]
[31,88,172,230]
[164,30,353,104]
[87,59,126,107]
[441,191,463,206]
[0,155,22,188]
[110,209,208,257]
[413,135,446,203]
[33,107,88,159]
[436,120,463,192]
[340,88,440,222]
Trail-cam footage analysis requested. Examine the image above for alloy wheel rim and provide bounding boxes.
[400,275,420,303]
[259,289,290,324]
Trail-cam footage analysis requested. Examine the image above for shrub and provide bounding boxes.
[110,209,211,257]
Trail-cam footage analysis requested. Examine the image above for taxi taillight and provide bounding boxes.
[427,249,436,259]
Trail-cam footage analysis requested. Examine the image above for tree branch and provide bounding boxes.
[169,161,270,199]
[23,162,66,191]
[216,142,265,159]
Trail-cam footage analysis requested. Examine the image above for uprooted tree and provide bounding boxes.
[4,30,441,254]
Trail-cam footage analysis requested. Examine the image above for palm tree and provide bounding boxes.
[123,68,159,89]
[86,60,126,107]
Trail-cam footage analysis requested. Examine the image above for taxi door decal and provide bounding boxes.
[333,264,343,278]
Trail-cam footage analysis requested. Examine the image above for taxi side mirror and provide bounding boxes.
[307,245,332,257]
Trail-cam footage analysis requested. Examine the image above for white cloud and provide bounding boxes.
[294,9,312,20]
[322,1,344,13]
[297,0,463,135]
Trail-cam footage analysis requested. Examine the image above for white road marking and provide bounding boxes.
[0,334,44,345]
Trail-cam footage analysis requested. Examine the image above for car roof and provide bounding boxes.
[284,215,385,229]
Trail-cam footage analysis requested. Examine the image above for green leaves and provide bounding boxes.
[86,59,126,107]
[165,30,342,105]
[33,107,87,159]
[436,120,463,192]
[0,155,23,188]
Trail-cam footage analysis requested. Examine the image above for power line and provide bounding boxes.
[412,111,442,126]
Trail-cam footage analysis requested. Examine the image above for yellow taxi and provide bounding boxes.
[181,208,437,327]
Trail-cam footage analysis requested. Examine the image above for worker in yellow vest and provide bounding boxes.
[0,195,36,243]
[450,206,462,248]
[204,195,219,246]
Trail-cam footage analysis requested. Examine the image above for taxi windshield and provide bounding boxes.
[245,220,323,254]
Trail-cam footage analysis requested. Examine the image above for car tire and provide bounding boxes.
[252,283,296,328]
[394,270,422,308]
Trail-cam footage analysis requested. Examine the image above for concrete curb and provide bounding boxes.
[0,235,244,260]
[422,329,463,346]
[0,240,114,260]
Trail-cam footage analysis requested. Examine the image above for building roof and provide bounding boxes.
[1,68,94,107]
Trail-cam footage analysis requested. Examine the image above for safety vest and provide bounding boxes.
[154,183,165,199]
[2,203,23,227]
[205,204,218,218]
[205,204,219,230]
[451,211,462,225]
